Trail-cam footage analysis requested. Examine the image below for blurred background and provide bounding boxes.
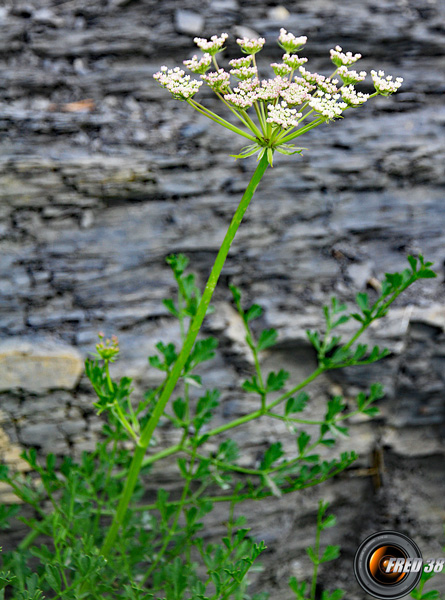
[0,0,444,597]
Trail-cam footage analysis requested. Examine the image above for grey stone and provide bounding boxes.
[0,338,83,393]
[174,10,204,35]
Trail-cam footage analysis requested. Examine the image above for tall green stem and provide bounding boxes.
[101,153,269,557]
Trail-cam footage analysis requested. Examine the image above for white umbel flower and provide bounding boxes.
[256,77,289,102]
[194,33,228,55]
[280,82,311,106]
[337,66,367,85]
[330,45,361,67]
[229,55,253,68]
[230,66,258,80]
[270,62,292,77]
[153,66,203,100]
[278,29,307,53]
[340,85,370,106]
[309,91,347,120]
[236,37,266,54]
[266,101,302,129]
[201,69,231,93]
[370,70,403,95]
[183,53,212,74]
[282,54,308,69]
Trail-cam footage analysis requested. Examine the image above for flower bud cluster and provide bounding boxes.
[309,91,347,120]
[201,69,231,93]
[330,45,361,67]
[229,55,253,68]
[278,28,307,53]
[280,82,312,106]
[230,66,258,80]
[282,54,308,69]
[337,66,367,85]
[270,62,292,77]
[370,70,403,95]
[267,101,302,129]
[194,33,228,55]
[96,333,120,361]
[237,36,266,54]
[299,66,338,94]
[153,66,203,100]
[340,85,369,106]
[183,53,212,74]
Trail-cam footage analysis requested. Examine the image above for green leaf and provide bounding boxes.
[162,298,179,317]
[242,376,263,395]
[185,337,218,372]
[246,304,263,321]
[297,431,311,455]
[166,253,189,277]
[260,442,284,470]
[289,576,307,598]
[321,590,344,600]
[172,397,186,421]
[325,396,346,421]
[275,144,306,156]
[320,544,340,562]
[231,144,262,160]
[285,392,308,415]
[266,369,289,393]
[418,269,437,279]
[332,315,350,328]
[257,328,278,351]
[420,592,440,600]
[194,389,220,431]
[177,458,188,478]
[217,439,239,463]
[356,292,369,311]
[306,546,318,564]
[229,284,242,305]
[45,564,62,592]
[306,329,321,351]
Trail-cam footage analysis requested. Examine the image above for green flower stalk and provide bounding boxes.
[101,29,404,556]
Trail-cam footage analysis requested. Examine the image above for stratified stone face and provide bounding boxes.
[0,338,83,393]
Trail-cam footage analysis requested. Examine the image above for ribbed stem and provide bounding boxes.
[100,153,269,557]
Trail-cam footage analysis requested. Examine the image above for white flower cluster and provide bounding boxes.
[224,90,256,109]
[256,77,289,101]
[278,28,307,53]
[330,45,361,67]
[282,53,308,69]
[299,66,338,94]
[340,85,369,106]
[266,101,302,129]
[370,70,403,95]
[270,62,292,77]
[280,81,311,106]
[201,69,231,93]
[230,66,258,80]
[309,91,347,120]
[236,37,266,54]
[153,66,203,100]
[229,55,253,68]
[292,76,316,92]
[194,33,228,55]
[183,53,212,74]
[337,66,367,85]
[153,31,405,145]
